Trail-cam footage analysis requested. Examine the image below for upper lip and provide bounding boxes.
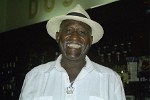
[66,41,82,48]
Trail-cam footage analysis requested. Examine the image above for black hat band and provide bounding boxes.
[67,12,87,18]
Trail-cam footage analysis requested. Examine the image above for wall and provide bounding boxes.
[0,0,7,32]
[0,0,118,33]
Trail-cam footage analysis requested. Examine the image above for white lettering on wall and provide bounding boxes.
[29,0,38,18]
[63,0,73,7]
[44,0,55,12]
[29,0,74,19]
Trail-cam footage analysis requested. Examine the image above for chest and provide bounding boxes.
[33,71,114,100]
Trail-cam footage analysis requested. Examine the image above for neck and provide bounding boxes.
[61,56,86,70]
[61,56,86,82]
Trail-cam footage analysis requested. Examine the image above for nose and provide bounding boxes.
[70,30,79,40]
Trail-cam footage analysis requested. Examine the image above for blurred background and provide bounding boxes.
[0,0,150,100]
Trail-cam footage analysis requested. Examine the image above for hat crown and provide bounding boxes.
[67,4,90,19]
[46,4,104,44]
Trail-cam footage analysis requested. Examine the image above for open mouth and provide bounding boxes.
[67,43,81,49]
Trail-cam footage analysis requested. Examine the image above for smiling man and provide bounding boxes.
[19,4,126,100]
[56,19,93,82]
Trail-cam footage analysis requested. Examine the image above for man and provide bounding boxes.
[19,4,126,100]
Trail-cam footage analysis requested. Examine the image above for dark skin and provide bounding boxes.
[56,19,93,82]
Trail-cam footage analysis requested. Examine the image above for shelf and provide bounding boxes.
[138,70,150,79]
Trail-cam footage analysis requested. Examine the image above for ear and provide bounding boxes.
[90,35,93,45]
[56,32,60,43]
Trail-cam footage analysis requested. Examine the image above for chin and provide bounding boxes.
[67,55,79,59]
[66,53,87,61]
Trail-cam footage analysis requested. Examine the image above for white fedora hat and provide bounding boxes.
[46,4,104,44]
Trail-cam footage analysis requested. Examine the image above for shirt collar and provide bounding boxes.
[54,54,94,73]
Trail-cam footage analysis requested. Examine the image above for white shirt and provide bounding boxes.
[19,55,126,100]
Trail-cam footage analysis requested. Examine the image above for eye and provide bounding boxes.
[78,30,86,35]
[65,28,73,34]
[66,29,71,34]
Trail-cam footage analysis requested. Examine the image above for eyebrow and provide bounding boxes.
[60,20,92,34]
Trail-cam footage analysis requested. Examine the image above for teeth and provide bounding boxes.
[68,44,81,48]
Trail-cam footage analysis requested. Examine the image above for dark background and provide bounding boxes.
[0,0,149,100]
[0,0,149,59]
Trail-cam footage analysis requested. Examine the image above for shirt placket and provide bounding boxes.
[65,83,76,100]
[64,72,76,100]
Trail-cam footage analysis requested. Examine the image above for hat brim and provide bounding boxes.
[46,15,104,44]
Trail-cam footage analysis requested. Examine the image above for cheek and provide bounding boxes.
[84,36,92,45]
[59,33,69,41]
[59,40,67,52]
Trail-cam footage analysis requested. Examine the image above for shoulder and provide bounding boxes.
[91,61,119,77]
[26,61,56,77]
[86,56,118,77]
[32,61,55,72]
[91,61,123,88]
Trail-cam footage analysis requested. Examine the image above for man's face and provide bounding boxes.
[56,20,93,60]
